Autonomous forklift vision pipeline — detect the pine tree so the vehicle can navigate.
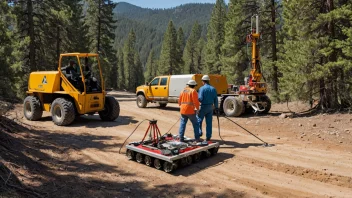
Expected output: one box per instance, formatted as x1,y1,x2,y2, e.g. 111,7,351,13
145,49,157,82
134,52,144,87
280,0,352,108
85,0,117,88
117,48,125,89
183,22,202,74
0,1,15,97
123,30,136,91
158,20,179,75
204,0,227,74
220,0,247,85
195,38,206,73
176,27,185,73
257,0,282,100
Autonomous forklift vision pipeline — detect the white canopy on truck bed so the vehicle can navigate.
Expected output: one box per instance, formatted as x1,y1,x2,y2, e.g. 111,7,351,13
169,74,194,97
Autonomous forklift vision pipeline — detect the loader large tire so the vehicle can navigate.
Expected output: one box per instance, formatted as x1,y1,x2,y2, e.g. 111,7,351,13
99,96,120,121
51,98,75,126
261,96,271,114
223,96,243,117
23,96,42,121
136,95,147,108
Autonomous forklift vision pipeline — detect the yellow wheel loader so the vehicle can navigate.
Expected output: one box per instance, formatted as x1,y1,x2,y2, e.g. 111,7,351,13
23,53,120,126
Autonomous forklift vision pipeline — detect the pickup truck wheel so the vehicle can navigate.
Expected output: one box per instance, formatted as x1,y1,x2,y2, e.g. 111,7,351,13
137,95,147,108
99,96,120,121
158,103,167,108
51,98,75,126
223,96,243,117
23,96,42,121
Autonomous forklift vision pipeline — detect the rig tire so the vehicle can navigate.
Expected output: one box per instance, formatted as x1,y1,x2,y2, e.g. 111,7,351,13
223,96,243,117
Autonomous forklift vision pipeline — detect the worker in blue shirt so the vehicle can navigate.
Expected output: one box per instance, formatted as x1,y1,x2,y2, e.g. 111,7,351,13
197,75,219,141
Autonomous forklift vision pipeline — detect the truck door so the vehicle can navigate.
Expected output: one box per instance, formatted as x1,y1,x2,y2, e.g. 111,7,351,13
158,77,169,101
146,77,160,99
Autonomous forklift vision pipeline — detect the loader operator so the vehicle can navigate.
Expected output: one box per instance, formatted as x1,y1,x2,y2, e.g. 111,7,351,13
63,60,84,92
178,80,201,142
197,75,219,141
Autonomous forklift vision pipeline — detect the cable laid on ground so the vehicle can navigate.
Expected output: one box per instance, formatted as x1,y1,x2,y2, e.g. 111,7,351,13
216,111,225,142
222,116,269,147
118,119,148,154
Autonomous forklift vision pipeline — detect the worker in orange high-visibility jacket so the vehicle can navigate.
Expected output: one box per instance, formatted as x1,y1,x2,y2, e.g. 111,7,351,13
178,80,201,142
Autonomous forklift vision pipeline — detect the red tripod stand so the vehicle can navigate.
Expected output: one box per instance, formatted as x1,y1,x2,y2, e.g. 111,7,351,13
141,120,162,145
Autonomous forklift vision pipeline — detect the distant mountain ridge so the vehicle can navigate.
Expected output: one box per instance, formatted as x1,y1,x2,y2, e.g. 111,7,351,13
114,2,214,64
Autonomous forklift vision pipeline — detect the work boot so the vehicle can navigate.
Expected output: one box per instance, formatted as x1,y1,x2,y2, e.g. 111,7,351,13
195,138,204,142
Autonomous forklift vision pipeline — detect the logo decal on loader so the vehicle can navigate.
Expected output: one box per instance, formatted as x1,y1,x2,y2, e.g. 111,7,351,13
42,76,48,84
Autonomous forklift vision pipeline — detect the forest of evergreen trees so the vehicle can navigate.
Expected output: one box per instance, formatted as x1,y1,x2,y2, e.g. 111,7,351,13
1,0,352,109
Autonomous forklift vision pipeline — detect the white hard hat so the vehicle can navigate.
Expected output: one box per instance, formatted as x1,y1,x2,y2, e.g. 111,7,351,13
202,75,210,81
187,80,197,86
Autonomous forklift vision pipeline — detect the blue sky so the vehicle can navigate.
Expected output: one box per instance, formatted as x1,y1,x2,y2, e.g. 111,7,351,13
114,0,229,9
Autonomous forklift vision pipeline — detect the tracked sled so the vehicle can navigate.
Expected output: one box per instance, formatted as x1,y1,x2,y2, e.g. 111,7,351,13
125,120,220,173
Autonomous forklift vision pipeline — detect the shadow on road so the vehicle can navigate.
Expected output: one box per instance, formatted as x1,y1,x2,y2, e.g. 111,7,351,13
172,152,234,177
0,116,243,197
38,114,139,128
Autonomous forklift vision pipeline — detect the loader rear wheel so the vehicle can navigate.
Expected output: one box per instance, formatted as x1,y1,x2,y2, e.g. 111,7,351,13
145,156,153,166
136,95,147,108
154,159,162,170
163,162,174,173
51,98,75,126
223,96,243,117
126,149,135,160
23,96,42,121
136,153,144,163
99,96,120,121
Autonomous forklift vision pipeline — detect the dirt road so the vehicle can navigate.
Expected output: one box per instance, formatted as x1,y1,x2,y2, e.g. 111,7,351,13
2,91,352,197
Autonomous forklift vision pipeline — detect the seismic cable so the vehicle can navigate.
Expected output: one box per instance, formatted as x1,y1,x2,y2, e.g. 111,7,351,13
216,111,225,142
223,116,271,147
118,119,148,154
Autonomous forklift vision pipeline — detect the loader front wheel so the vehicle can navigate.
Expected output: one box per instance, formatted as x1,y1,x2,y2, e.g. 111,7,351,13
136,95,147,108
51,98,75,126
23,96,42,121
223,96,243,117
99,96,120,121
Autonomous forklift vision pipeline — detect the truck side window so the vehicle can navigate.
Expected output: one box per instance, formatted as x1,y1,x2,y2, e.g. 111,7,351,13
160,78,168,86
150,78,160,86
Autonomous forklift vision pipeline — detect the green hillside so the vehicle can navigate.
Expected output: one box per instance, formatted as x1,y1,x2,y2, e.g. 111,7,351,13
114,2,214,64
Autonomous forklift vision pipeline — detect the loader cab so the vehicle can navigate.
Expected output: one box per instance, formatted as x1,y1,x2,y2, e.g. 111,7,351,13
59,54,103,94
